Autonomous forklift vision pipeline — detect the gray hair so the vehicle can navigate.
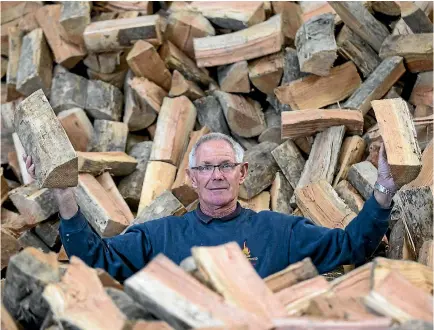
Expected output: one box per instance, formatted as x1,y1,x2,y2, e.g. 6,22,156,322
188,132,244,168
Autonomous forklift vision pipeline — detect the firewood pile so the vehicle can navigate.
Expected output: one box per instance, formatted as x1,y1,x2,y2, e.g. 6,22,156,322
1,1,433,329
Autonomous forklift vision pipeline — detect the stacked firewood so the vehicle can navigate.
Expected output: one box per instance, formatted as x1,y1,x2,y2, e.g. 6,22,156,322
1,1,433,329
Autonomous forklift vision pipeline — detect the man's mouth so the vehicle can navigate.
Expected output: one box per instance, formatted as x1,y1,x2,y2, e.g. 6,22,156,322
208,187,228,191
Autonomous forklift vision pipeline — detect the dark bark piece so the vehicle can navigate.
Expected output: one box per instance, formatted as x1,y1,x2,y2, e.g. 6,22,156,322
89,120,128,152
169,70,205,101
193,95,231,136
85,80,123,121
400,2,433,33
387,218,406,260
266,94,291,113
258,108,283,145
77,151,137,177
271,140,305,190
105,287,156,321
347,161,378,200
59,1,91,46
1,228,20,270
270,172,293,215
239,141,279,199
231,132,259,151
281,47,308,86
34,218,60,249
370,1,401,17
17,229,50,253
335,180,365,214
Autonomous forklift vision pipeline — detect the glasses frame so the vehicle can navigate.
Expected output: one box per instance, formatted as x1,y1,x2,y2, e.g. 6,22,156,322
190,162,242,175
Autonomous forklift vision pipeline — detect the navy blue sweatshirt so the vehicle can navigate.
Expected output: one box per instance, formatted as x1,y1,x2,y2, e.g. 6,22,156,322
59,194,391,282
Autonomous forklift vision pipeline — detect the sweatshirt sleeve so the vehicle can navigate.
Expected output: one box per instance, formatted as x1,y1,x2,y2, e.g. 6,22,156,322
59,209,152,282
288,194,392,274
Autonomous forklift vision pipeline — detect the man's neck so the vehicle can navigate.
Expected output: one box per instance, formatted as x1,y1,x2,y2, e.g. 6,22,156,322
200,201,237,218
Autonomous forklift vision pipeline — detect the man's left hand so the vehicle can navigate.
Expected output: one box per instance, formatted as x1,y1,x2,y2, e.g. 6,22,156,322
374,143,397,208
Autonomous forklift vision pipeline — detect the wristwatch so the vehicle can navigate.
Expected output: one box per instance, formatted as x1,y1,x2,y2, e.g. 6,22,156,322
374,182,394,195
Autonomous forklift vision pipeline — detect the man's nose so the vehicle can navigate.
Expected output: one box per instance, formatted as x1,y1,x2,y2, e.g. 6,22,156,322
211,166,225,179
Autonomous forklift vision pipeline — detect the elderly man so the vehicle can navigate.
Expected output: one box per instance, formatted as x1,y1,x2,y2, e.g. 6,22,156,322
24,133,396,282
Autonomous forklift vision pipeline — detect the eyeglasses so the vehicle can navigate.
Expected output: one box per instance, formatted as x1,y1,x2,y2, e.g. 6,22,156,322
190,163,242,175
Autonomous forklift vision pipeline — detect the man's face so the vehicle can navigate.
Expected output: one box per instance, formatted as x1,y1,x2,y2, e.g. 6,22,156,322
187,139,248,207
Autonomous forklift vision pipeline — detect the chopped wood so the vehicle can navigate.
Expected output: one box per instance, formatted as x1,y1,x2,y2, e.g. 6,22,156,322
400,2,433,33
333,136,366,186
369,1,401,17
85,79,123,121
300,2,339,24
94,1,153,14
16,28,52,97
34,218,60,249
273,317,391,329
238,191,270,212
275,62,361,110
138,161,177,215
14,89,78,188
271,139,305,190
57,245,68,262
17,229,50,253
329,262,372,298
248,52,284,95
84,15,162,52
217,61,250,94
1,228,20,270
127,40,172,91
347,161,377,200
105,287,156,321
343,56,405,115
270,171,293,215
258,108,283,145
87,68,127,89
89,120,128,152
77,151,138,176
6,26,23,102
409,71,433,107
391,18,414,37
231,133,259,151
1,2,42,25
1,168,8,204
404,140,433,189
84,51,123,74
193,14,283,67
169,70,205,101
418,240,433,268
379,34,433,73
335,180,365,214
59,1,91,46
1,302,20,330
150,96,197,166
193,95,231,136
272,2,303,41
58,107,94,152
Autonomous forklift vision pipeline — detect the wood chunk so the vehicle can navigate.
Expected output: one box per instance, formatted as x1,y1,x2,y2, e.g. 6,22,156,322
413,115,433,151
192,242,287,320
239,142,279,199
258,108,283,145
295,180,356,228
347,161,377,200
133,190,186,226
17,229,50,253
214,91,266,138
372,99,422,187
1,168,8,204
77,151,137,176
295,13,337,76
159,41,214,86
89,120,128,152
59,1,91,46
6,27,23,102
274,317,390,329
409,72,433,107
271,140,305,190
76,173,130,237
418,240,433,268
329,1,390,52
34,218,60,249
169,70,205,101
275,62,361,110
218,61,250,93
1,2,42,25
391,18,414,37
343,56,405,115
14,90,78,188
194,14,283,67
16,28,52,97
12,133,34,185
239,191,271,212
265,257,318,293
272,2,303,41
35,5,86,69
194,95,231,136
336,25,381,78
388,218,411,260
58,107,94,152
150,96,197,166
172,127,210,206
1,57,6,78
94,1,152,14
124,254,269,329
57,245,68,262
129,76,168,115
165,11,215,60
138,161,177,215
369,1,401,16
380,34,433,73
328,262,372,298
84,15,162,52
335,180,365,214
105,287,156,321
1,228,20,270
1,302,20,330
87,68,127,90
300,2,340,24
270,172,294,215
400,2,433,33
404,140,433,189
333,136,366,187
248,52,284,95
127,40,171,91
50,65,88,113
85,80,123,121
231,133,259,151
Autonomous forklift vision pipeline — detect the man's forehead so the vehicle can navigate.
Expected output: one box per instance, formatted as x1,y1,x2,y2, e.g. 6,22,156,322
195,140,236,160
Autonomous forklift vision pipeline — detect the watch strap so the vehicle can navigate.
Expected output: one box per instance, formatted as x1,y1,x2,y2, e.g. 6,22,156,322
374,182,393,195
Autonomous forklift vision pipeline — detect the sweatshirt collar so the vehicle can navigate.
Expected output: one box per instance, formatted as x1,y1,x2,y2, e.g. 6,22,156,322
195,202,243,224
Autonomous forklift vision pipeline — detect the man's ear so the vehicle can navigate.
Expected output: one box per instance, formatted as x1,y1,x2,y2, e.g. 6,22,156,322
186,168,198,189
239,162,249,184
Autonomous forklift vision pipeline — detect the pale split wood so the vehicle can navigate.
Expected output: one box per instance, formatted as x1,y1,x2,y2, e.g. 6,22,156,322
333,136,366,187
58,107,94,152
77,151,138,177
89,120,128,152
272,2,303,40
238,191,270,212
217,61,250,94
248,52,284,95
409,71,433,107
169,70,205,101
335,180,365,214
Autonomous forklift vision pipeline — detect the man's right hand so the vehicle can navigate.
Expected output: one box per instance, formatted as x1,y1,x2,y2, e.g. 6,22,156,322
23,154,79,220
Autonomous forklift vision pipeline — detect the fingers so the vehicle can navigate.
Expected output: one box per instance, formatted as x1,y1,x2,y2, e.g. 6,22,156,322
29,164,35,177
379,143,387,161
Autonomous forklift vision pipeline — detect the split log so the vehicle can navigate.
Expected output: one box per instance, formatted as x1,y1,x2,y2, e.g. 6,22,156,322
89,120,128,152
126,134,149,152
6,26,23,101
14,90,77,188
77,151,137,176
239,142,279,199
267,94,291,113
147,123,157,140
94,1,153,14
59,1,90,46
214,91,266,138
404,140,432,189
274,62,361,110
193,95,231,136
231,133,258,151
159,41,214,86
165,11,215,60
248,52,284,95
281,109,363,139
17,229,50,253
169,70,204,101
127,40,171,91
295,180,356,228
16,28,52,97
281,47,308,86
379,34,433,73
58,108,94,152
3,247,60,329
372,98,422,187
118,141,153,209
336,25,381,78
105,287,155,321
12,133,34,185
83,15,162,52
1,228,20,270
328,1,390,52
133,190,186,226
35,5,86,69
217,61,250,93
270,172,293,215
347,161,377,200
335,180,365,214
1,168,8,204
409,71,433,107
1,2,42,25
172,126,210,206
76,173,130,237
87,68,127,90
265,257,317,293
84,51,123,74
238,191,270,212
271,140,305,190
138,161,177,215
85,79,123,121
295,13,337,76
34,218,60,249
300,2,340,24
418,240,433,268
193,14,283,67
387,218,409,260
391,18,414,36
333,136,366,187
400,2,433,33
413,115,433,151
150,96,197,166
271,2,303,41
328,262,372,298
258,108,283,145
50,65,88,113
368,1,400,17
343,56,405,115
